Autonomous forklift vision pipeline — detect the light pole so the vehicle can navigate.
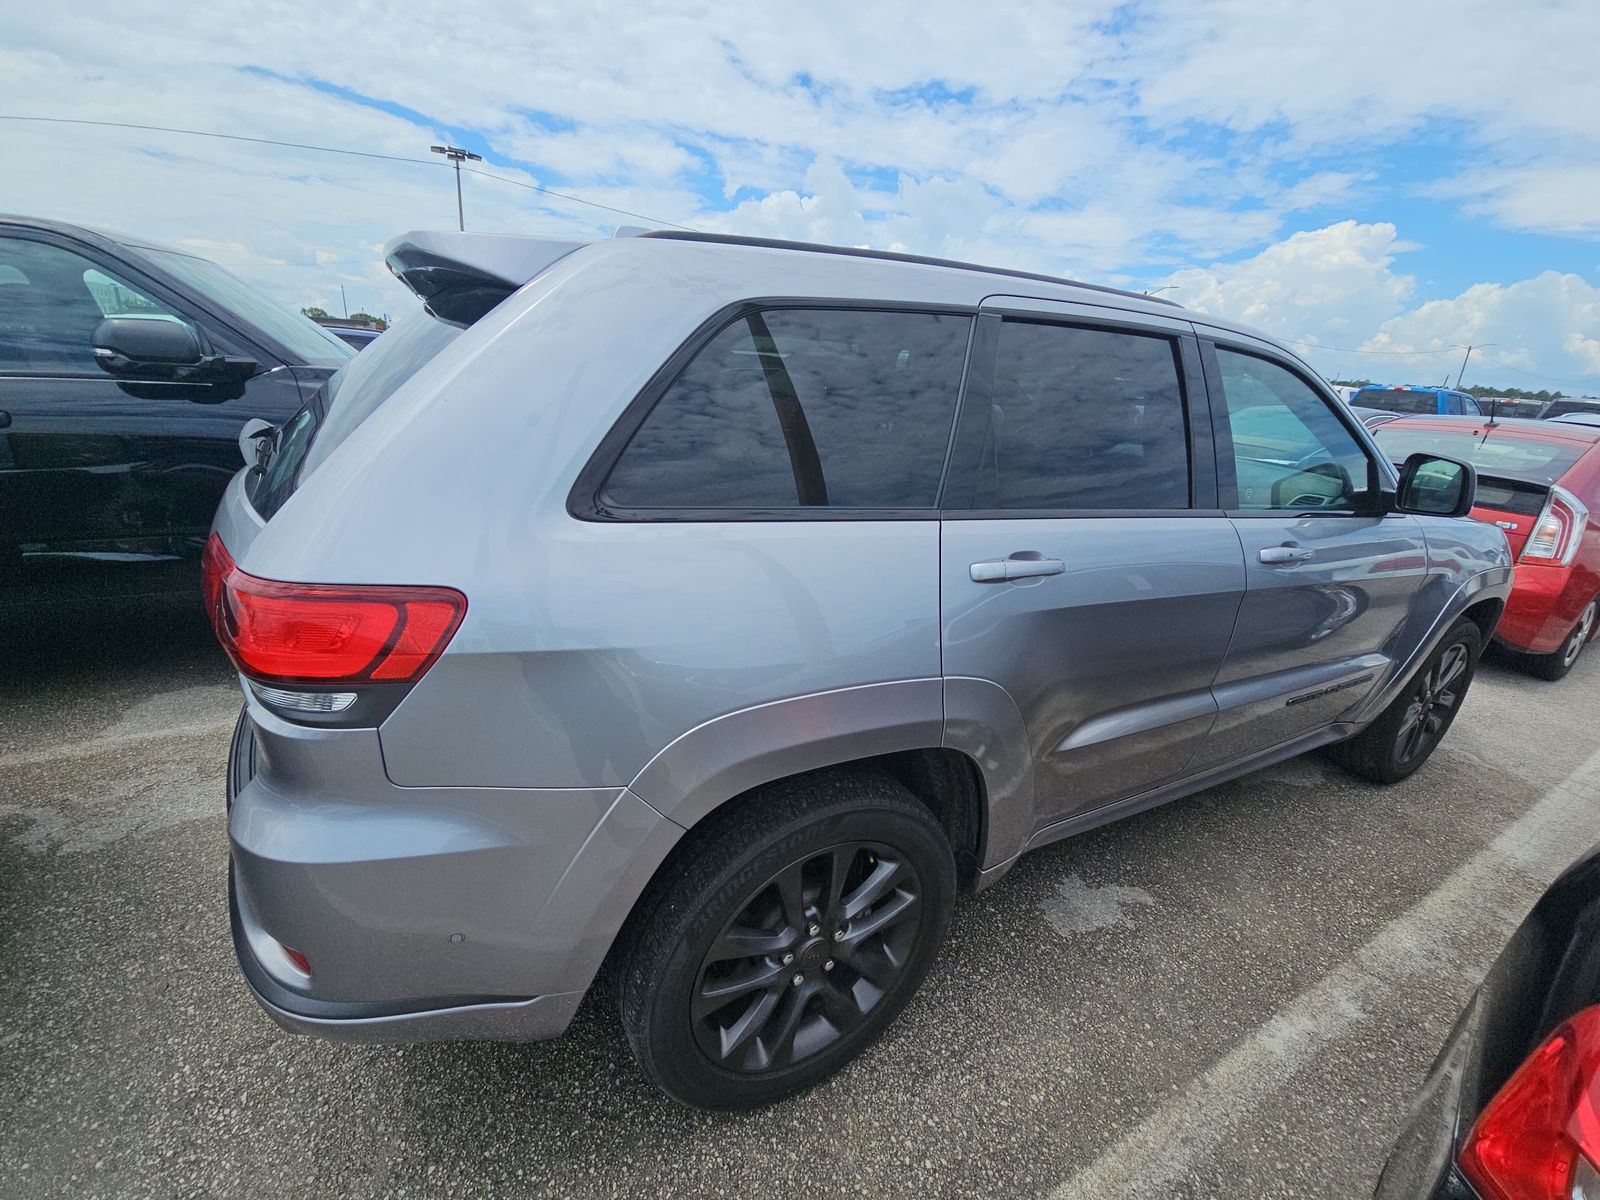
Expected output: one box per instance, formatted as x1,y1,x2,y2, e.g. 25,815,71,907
1455,343,1496,389
430,144,483,231
1144,285,1178,296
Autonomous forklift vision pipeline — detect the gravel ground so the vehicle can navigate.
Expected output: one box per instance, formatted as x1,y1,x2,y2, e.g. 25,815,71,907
3,604,1597,1199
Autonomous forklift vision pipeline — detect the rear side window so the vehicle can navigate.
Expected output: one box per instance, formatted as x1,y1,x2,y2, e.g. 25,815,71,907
975,321,1191,510
602,308,970,510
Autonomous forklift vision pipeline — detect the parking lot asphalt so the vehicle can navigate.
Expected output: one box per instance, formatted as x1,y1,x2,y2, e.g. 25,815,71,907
4,607,1599,1200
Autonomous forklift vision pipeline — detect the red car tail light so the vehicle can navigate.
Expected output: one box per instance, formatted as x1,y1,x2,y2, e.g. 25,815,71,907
201,533,234,633
206,538,466,687
1459,1005,1600,1200
1522,487,1589,567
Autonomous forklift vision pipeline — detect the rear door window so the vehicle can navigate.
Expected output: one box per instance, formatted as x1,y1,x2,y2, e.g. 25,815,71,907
602,308,971,510
974,320,1191,510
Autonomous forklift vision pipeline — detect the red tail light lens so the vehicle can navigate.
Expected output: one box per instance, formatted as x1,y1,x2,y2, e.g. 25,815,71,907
1522,487,1589,567
1459,1005,1600,1200
206,540,466,686
201,533,234,629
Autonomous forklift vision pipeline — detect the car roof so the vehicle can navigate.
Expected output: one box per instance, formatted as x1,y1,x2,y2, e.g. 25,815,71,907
0,212,197,259
1354,384,1462,395
1375,414,1600,445
384,227,1321,373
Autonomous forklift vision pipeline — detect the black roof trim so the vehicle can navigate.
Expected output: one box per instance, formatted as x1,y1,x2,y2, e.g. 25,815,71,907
639,231,1180,308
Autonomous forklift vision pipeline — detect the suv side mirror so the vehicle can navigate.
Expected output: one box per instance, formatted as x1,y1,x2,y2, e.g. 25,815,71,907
93,316,258,387
1394,452,1476,517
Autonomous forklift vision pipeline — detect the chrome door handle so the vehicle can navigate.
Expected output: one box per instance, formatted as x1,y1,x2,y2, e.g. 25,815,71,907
1259,545,1315,564
970,556,1066,583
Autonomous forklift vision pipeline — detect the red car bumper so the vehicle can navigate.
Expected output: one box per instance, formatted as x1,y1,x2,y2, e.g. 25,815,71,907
1496,561,1591,654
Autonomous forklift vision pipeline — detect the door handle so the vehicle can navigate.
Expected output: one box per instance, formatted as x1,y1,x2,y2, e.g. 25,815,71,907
0,410,10,429
1259,545,1315,564
970,555,1066,583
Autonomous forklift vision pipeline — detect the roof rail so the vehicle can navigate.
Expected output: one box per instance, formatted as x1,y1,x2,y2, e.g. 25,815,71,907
639,231,1179,307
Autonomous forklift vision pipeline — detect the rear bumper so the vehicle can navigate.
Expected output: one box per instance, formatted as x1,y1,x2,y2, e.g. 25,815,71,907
228,701,682,1043
1496,562,1587,654
231,872,585,1042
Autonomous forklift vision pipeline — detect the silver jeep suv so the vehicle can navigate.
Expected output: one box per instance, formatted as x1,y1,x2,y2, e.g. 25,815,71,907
208,230,1512,1109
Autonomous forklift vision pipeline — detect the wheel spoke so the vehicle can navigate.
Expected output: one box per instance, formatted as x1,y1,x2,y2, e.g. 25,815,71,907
1397,705,1422,742
842,888,921,946
704,924,794,964
758,983,810,1068
774,861,809,931
717,987,782,1062
821,845,855,927
841,857,908,922
695,960,788,1018
1401,719,1425,761
1436,647,1467,692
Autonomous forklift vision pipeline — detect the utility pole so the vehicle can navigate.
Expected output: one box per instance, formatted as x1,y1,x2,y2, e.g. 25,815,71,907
430,144,483,231
1455,343,1496,389
339,284,348,319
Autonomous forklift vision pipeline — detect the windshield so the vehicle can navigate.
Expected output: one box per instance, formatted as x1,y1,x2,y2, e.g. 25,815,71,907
1373,426,1590,485
138,247,353,365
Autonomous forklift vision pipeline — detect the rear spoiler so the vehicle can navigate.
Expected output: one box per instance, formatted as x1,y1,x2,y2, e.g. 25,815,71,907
383,230,590,325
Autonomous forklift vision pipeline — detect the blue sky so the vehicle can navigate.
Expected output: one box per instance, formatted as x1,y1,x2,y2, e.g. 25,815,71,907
4,0,1598,391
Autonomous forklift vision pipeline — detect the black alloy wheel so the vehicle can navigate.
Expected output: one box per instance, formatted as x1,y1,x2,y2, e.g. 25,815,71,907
1395,639,1471,767
1330,616,1483,784
691,841,923,1073
618,773,955,1110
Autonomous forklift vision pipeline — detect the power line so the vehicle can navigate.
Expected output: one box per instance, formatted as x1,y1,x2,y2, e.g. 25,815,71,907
0,113,695,231
1278,336,1460,356
1476,353,1600,388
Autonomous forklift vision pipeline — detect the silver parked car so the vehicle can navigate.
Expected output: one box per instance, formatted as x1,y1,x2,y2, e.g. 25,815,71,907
207,230,1513,1109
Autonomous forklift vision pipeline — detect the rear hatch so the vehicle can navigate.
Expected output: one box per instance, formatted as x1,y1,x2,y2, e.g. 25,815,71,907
1470,475,1549,558
242,230,589,525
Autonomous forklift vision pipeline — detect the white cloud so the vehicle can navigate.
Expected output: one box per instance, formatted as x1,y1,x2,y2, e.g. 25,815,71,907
1170,222,1600,393
0,0,1593,386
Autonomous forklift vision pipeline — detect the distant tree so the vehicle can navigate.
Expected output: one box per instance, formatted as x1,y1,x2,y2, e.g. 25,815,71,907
348,312,386,329
301,306,330,319
1330,378,1373,388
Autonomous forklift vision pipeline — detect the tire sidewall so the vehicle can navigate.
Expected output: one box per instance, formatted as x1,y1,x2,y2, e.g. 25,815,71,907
636,800,954,1109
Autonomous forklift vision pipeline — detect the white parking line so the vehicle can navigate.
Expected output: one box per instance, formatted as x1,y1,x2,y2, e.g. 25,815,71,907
1047,744,1600,1200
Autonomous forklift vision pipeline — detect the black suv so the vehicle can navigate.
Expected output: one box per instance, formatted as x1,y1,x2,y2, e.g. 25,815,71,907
0,215,352,609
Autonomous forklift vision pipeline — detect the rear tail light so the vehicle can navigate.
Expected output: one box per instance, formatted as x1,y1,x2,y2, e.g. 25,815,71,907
201,532,466,689
1459,1005,1600,1199
1522,487,1589,567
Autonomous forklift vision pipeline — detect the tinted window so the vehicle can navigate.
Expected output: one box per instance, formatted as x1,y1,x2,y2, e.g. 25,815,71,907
0,237,185,372
1353,387,1438,415
1373,426,1588,486
1219,349,1372,510
603,309,970,509
251,404,321,520
294,314,462,483
975,321,1189,510
139,247,352,365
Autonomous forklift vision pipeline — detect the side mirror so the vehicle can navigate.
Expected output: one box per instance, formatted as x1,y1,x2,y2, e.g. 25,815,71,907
1394,453,1476,517
93,316,258,386
238,418,273,467
93,316,204,376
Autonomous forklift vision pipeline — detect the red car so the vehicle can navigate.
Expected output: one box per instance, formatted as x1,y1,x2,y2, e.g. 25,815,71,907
1373,415,1600,680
